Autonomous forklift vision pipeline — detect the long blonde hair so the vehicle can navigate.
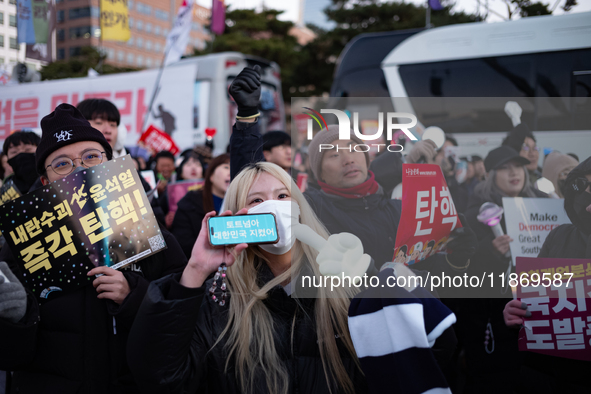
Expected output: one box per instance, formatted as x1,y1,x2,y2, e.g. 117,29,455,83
219,162,361,394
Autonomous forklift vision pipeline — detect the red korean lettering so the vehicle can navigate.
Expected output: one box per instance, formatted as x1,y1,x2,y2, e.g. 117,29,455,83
13,98,39,129
0,99,12,137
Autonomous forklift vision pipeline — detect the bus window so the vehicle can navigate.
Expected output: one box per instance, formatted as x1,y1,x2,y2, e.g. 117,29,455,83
331,68,392,98
398,55,535,98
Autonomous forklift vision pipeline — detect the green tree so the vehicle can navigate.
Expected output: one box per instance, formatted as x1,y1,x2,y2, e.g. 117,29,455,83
193,8,300,102
292,0,478,96
41,46,138,80
496,0,577,19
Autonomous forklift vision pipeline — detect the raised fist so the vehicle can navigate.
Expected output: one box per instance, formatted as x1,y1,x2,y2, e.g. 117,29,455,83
229,65,262,118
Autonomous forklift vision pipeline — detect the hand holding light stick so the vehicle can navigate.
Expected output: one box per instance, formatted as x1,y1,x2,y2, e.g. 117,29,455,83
477,202,511,259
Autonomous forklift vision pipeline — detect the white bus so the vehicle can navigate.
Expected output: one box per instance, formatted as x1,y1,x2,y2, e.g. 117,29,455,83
330,12,591,163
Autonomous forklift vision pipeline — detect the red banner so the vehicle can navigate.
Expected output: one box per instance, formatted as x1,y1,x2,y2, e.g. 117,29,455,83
137,125,180,156
516,257,591,361
393,164,462,265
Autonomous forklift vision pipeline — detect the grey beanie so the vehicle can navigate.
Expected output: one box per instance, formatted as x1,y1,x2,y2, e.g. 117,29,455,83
308,125,369,181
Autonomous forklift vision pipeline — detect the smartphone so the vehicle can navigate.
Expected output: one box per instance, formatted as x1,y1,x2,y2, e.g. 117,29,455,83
208,213,279,246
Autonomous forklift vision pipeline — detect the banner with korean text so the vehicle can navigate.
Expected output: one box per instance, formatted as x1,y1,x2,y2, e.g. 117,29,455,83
516,257,591,361
0,62,196,149
0,156,166,303
0,179,23,206
392,164,462,265
100,0,131,42
138,125,180,156
503,198,571,267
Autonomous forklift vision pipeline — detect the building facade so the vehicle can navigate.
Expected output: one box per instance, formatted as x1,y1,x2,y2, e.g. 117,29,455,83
0,0,22,66
56,0,211,69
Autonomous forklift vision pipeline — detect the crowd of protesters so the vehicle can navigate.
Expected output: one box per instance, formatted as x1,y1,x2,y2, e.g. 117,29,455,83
0,66,588,394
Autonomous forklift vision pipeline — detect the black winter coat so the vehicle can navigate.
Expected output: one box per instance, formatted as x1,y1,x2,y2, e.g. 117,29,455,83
457,187,547,393
0,228,187,394
127,264,369,394
519,157,591,393
171,189,206,259
520,224,591,392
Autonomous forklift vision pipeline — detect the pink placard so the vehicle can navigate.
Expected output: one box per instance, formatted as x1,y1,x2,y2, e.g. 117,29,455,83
516,257,591,361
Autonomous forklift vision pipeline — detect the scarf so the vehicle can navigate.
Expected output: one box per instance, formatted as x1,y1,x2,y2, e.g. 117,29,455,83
318,171,379,199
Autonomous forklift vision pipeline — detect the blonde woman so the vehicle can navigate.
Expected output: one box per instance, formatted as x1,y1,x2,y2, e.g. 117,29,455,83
128,162,367,394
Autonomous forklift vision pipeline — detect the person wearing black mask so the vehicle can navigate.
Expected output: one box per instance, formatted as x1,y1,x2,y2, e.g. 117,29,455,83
3,131,42,194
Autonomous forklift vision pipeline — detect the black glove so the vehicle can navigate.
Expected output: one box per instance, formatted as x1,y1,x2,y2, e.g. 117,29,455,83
229,65,261,118
445,213,477,269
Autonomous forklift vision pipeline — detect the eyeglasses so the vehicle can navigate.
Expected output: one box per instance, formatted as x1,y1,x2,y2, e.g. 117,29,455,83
46,149,106,175
571,177,590,194
521,144,540,152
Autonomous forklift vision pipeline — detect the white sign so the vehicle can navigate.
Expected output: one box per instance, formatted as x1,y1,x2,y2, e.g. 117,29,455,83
502,197,571,266
0,63,198,150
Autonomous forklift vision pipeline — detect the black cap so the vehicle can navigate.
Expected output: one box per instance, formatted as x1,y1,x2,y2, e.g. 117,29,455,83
262,131,291,151
36,104,113,175
484,146,530,172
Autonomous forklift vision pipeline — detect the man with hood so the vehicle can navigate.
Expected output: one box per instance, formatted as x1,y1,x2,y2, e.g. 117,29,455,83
541,151,578,198
504,156,591,393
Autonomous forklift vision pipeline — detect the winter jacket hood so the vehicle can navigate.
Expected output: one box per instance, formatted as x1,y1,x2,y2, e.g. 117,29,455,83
563,156,591,235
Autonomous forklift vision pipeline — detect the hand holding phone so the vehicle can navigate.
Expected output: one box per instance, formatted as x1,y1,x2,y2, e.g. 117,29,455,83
208,213,279,246
181,210,249,289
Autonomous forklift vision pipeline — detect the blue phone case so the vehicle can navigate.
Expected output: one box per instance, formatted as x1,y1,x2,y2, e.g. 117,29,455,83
208,213,279,246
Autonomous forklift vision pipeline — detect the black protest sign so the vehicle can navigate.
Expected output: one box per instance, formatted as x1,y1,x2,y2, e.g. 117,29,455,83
0,179,22,206
0,155,166,302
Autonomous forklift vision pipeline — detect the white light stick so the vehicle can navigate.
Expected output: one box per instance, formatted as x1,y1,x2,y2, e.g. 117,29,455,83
293,223,327,252
422,126,446,149
504,101,522,128
536,177,560,199
293,224,370,281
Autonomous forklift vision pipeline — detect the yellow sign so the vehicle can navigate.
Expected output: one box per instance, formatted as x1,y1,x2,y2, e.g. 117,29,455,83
100,0,131,42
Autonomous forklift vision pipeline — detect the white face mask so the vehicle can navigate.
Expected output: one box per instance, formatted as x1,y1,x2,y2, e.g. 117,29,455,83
247,200,300,255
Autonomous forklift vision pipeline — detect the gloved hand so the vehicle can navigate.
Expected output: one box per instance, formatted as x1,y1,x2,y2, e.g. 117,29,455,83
445,214,477,269
504,299,530,327
315,233,371,282
0,261,27,323
229,65,262,118
405,140,437,164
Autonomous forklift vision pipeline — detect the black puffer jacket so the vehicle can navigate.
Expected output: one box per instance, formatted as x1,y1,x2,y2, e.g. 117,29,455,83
127,263,368,394
0,228,186,394
171,189,206,258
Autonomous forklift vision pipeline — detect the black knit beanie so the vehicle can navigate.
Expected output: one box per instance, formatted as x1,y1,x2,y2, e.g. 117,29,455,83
36,103,113,175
